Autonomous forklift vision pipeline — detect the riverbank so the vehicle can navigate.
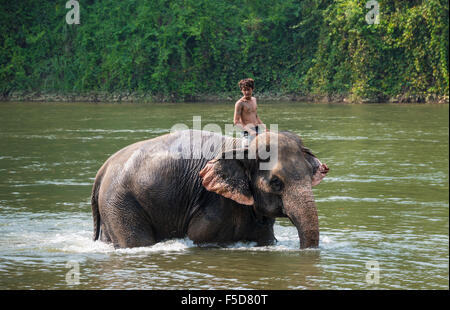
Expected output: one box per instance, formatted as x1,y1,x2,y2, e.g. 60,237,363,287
1,91,448,104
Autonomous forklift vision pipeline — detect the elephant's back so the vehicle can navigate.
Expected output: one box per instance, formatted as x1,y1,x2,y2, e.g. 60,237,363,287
104,129,233,164
96,130,236,191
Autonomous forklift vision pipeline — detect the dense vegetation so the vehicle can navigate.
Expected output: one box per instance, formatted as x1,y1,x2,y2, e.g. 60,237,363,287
1,0,448,101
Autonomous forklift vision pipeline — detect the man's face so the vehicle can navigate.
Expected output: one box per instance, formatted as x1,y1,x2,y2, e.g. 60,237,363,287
241,87,253,100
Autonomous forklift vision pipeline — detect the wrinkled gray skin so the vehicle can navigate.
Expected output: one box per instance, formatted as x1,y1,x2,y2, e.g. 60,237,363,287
91,130,328,249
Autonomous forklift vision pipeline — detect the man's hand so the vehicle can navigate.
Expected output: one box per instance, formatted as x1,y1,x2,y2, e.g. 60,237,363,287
248,128,258,136
242,124,258,136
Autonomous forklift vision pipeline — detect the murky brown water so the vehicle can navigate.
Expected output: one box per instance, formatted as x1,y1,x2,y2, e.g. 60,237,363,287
0,102,448,289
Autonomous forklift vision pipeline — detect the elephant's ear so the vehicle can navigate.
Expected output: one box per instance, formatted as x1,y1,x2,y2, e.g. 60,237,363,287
302,146,319,175
199,149,254,206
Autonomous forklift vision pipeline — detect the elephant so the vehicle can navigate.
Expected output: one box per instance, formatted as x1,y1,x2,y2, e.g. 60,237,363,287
91,129,329,249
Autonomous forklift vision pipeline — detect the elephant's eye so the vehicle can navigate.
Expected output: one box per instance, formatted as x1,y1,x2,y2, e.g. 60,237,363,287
269,176,284,192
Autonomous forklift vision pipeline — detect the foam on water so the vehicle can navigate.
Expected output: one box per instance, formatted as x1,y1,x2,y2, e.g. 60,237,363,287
56,223,333,254
0,210,338,258
48,234,197,254
47,224,301,254
115,239,196,254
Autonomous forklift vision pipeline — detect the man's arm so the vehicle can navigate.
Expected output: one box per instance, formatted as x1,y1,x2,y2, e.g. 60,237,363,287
233,101,244,130
256,114,267,133
253,98,267,132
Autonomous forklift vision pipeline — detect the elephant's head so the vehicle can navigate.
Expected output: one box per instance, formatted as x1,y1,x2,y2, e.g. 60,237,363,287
199,131,329,249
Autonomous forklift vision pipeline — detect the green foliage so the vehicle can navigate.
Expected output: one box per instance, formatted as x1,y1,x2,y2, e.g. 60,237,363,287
0,0,448,100
307,0,449,99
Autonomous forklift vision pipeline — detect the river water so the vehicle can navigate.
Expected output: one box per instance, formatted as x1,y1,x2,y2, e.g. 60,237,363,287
0,102,448,290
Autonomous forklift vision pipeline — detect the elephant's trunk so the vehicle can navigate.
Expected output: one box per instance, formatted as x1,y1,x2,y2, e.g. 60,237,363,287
282,183,319,249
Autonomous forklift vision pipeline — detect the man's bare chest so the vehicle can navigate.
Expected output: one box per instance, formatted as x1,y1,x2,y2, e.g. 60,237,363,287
242,100,257,113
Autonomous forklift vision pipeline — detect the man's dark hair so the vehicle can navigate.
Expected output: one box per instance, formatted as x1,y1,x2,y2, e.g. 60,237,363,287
238,78,255,90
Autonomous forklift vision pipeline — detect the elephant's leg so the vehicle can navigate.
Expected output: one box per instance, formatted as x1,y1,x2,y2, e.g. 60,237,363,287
254,226,277,246
187,216,221,245
187,205,232,245
100,196,157,249
98,222,112,243
187,204,276,246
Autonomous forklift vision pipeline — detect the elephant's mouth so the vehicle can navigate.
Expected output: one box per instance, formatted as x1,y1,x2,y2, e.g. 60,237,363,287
278,195,285,213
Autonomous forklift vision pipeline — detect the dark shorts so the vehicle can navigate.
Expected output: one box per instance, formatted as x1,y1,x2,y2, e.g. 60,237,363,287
243,125,260,138
241,126,259,146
